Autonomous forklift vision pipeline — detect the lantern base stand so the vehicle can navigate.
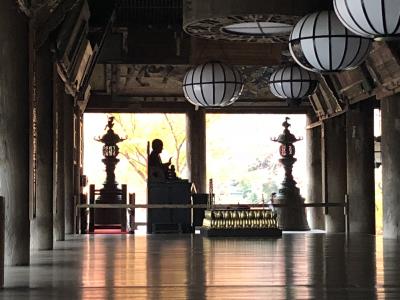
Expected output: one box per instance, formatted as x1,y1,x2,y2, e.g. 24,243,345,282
276,183,310,231
94,185,126,229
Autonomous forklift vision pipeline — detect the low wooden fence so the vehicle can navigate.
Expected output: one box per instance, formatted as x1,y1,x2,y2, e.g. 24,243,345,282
76,200,349,234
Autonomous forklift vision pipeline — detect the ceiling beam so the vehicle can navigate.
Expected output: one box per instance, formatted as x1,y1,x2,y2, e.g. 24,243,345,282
16,0,31,16
86,94,311,114
190,38,286,66
33,0,82,48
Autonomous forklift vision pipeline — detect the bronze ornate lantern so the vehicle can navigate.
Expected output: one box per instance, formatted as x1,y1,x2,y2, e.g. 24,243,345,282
92,117,126,228
95,117,126,192
271,117,309,230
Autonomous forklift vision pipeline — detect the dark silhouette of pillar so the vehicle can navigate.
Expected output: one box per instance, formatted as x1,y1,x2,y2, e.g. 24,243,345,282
186,108,207,193
346,100,375,234
0,197,4,286
53,72,65,241
64,96,75,234
381,94,400,238
0,0,30,265
306,113,324,230
73,108,83,233
31,42,54,250
324,115,346,233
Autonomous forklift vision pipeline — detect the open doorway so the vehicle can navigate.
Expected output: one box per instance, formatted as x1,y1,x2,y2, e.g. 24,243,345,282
374,109,383,235
83,113,308,232
206,114,307,205
83,113,188,230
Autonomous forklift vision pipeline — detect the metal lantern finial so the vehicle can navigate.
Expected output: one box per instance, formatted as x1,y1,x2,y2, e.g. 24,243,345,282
334,0,400,40
289,11,372,73
183,61,244,107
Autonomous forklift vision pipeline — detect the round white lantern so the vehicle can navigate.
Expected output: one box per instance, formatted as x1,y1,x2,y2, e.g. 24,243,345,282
334,0,400,39
183,62,244,107
269,64,318,100
289,11,372,72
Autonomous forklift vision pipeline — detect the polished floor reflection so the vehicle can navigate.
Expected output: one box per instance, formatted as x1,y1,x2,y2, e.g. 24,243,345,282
1,233,400,299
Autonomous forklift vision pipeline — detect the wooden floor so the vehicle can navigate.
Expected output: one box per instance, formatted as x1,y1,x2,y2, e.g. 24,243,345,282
1,232,400,299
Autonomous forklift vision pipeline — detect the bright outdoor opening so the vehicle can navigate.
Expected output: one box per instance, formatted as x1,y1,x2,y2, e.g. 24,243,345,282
84,113,188,224
83,113,308,224
206,114,307,204
375,109,382,235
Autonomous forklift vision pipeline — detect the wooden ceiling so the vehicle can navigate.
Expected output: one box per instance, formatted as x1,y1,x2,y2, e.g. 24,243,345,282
86,0,313,112
22,1,400,119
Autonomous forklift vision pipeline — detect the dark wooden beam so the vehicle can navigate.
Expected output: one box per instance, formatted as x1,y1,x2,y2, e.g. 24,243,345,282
34,0,82,48
86,95,311,114
17,0,31,16
190,38,285,66
124,28,190,65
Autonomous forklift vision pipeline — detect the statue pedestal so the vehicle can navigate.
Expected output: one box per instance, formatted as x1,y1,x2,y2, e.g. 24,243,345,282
147,181,191,233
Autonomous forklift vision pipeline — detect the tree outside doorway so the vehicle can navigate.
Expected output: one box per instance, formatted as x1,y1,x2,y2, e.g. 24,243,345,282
83,113,188,223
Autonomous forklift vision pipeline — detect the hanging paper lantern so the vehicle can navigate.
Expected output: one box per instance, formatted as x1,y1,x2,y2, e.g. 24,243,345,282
183,62,244,107
334,0,400,39
289,11,372,72
269,64,318,101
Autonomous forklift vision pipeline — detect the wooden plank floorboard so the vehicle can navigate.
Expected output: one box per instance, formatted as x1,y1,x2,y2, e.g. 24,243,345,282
1,233,400,299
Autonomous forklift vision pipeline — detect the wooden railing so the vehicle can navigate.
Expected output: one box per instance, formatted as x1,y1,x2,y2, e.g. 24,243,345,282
86,184,128,233
76,200,350,234
76,203,347,209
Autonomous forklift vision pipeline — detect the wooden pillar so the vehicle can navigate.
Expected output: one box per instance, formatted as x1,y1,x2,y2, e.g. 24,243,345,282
64,96,75,234
73,108,83,233
346,100,375,234
381,94,400,238
186,108,207,193
31,41,54,250
0,0,30,265
0,197,4,287
53,71,65,241
324,115,347,233
306,114,324,230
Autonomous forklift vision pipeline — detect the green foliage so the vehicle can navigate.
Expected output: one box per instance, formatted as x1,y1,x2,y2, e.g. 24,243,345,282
236,179,279,204
112,113,187,183
206,114,306,204
237,180,255,202
262,182,279,198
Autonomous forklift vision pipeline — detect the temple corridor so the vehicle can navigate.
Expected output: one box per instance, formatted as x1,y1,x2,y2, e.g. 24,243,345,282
2,0,400,298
